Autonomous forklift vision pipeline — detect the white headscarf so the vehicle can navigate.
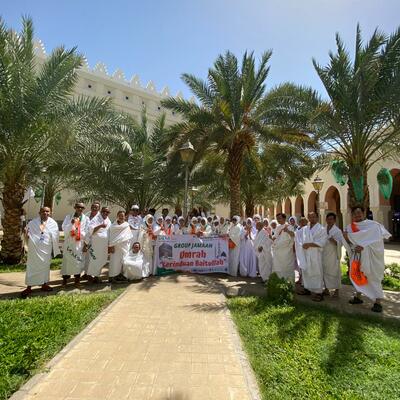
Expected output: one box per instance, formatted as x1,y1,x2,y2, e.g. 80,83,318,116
232,215,241,224
144,214,154,226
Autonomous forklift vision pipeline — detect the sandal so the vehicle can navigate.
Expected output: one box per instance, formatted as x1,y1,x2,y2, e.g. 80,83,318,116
41,284,53,292
371,303,383,313
349,296,363,305
311,293,323,302
21,287,32,299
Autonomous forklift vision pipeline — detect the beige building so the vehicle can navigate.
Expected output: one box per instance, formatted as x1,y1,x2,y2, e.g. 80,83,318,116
268,161,400,237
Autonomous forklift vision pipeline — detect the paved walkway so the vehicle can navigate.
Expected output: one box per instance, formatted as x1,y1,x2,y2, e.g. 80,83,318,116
11,274,260,400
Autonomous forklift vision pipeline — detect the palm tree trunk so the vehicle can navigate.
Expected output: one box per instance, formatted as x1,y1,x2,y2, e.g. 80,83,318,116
228,142,245,218
1,179,25,264
43,184,55,209
347,170,370,211
245,200,255,218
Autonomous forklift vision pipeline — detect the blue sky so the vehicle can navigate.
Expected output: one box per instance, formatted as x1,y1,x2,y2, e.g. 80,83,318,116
2,0,400,98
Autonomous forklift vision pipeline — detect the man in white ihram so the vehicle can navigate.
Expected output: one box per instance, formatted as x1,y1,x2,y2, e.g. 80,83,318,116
21,206,60,298
272,213,295,282
86,206,111,283
61,203,90,287
344,206,391,313
296,212,328,302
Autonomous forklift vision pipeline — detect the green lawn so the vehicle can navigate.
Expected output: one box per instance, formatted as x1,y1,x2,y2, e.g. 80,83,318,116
0,289,123,400
228,296,400,400
0,258,62,273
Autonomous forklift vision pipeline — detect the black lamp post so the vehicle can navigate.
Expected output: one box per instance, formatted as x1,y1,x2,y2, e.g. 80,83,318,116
179,141,196,218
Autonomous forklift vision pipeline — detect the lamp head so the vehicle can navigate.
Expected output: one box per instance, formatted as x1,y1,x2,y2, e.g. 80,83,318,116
179,141,196,163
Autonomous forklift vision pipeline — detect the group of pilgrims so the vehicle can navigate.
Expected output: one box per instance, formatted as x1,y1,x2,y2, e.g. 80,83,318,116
22,201,390,313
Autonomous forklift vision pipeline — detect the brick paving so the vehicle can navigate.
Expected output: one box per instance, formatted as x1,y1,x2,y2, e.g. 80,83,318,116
10,274,260,400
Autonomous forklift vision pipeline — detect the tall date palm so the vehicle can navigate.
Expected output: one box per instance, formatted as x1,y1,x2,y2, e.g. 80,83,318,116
162,51,273,217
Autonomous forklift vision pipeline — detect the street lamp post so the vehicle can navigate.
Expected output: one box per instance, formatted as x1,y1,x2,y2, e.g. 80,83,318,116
179,141,196,218
312,175,324,221
40,166,48,208
190,186,199,211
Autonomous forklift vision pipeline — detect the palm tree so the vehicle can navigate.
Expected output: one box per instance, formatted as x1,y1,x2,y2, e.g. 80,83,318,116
262,25,400,209
0,17,123,264
162,51,273,217
65,111,184,211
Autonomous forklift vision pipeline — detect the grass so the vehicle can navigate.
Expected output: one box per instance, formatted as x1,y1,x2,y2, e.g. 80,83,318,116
0,258,62,273
0,289,123,400
228,297,400,400
341,263,400,291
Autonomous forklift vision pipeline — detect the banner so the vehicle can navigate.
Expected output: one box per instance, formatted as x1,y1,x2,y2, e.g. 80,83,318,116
154,235,229,274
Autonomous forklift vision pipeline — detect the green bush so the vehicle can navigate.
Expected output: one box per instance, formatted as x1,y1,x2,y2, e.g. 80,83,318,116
266,272,294,304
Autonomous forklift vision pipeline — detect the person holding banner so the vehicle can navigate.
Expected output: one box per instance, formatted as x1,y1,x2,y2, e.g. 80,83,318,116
344,206,391,313
174,216,187,235
21,207,60,298
239,218,257,277
228,216,242,276
108,211,133,282
220,217,230,235
197,217,212,237
61,203,90,287
164,215,174,236
253,221,273,281
188,217,199,235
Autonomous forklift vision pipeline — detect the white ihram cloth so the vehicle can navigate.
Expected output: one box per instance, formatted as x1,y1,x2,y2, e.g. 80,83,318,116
239,228,257,277
272,224,295,282
61,214,90,275
123,250,150,280
228,222,242,276
128,214,143,243
108,221,133,277
295,223,327,293
86,214,111,277
83,212,99,273
347,219,391,301
25,217,60,286
322,224,347,290
253,229,273,282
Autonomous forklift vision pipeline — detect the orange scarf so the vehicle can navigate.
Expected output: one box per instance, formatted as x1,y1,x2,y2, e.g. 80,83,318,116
349,221,368,286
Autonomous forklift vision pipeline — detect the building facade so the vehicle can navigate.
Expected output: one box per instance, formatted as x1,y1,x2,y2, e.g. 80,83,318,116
269,160,400,237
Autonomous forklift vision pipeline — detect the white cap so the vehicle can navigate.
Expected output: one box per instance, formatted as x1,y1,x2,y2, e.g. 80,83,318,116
131,205,139,210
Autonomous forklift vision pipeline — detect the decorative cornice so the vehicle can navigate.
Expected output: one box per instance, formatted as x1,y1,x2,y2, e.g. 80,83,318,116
33,38,185,99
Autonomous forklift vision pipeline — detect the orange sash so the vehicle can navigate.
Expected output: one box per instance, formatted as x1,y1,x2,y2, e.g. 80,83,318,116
228,239,236,249
70,218,81,241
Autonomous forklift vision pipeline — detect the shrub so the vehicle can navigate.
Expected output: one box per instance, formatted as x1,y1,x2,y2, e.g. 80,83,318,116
266,272,294,304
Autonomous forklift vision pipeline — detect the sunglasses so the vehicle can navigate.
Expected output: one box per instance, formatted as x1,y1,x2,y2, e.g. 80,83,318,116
76,206,85,209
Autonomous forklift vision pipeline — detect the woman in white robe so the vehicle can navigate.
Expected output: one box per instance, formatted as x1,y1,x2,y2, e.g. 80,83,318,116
253,221,273,281
239,218,257,277
173,216,186,235
61,203,90,287
197,217,212,237
22,207,60,297
87,207,111,281
344,207,391,312
272,214,295,282
228,216,242,276
123,242,150,280
108,211,133,281
138,214,156,275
